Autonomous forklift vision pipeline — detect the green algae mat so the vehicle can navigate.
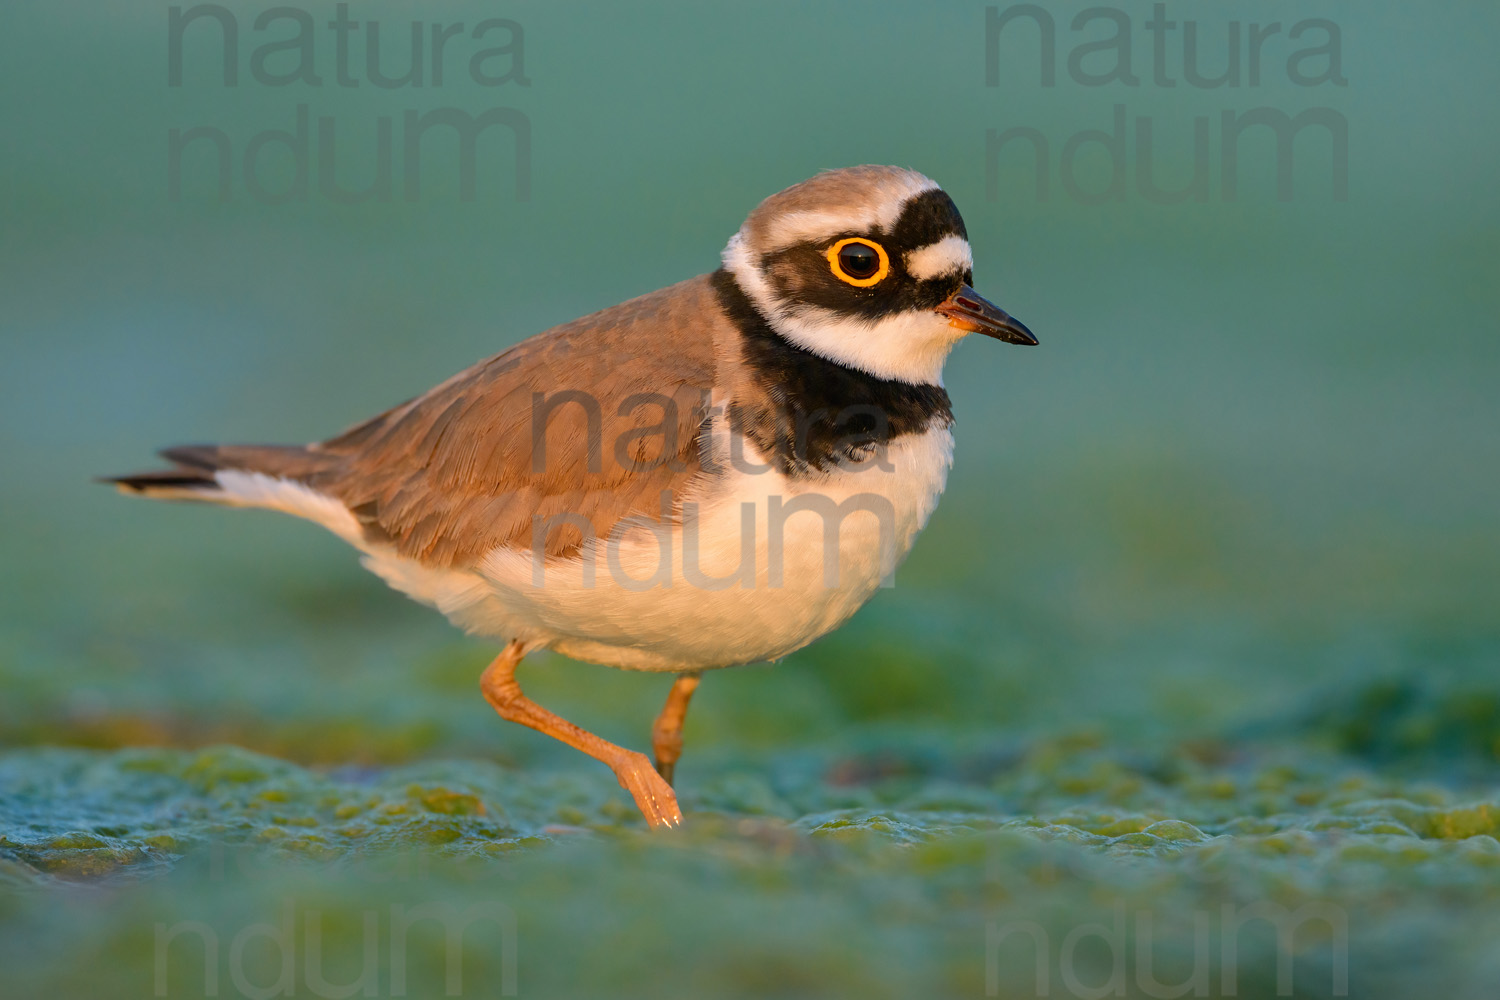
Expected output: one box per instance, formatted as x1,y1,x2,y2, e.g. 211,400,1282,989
6,676,1500,998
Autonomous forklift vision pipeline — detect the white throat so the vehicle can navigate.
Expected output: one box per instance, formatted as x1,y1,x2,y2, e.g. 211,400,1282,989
721,231,966,387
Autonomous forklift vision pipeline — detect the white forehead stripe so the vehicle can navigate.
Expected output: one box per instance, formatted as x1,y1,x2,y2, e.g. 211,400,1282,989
757,174,940,251
904,235,973,281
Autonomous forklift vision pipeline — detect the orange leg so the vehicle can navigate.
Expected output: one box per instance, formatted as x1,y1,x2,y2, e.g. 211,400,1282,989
480,641,682,829
651,672,702,786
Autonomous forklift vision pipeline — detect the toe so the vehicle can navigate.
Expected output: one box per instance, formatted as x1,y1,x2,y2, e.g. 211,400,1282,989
614,752,683,829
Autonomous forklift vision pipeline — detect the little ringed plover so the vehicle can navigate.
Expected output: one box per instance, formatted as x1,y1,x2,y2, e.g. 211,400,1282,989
108,165,1037,828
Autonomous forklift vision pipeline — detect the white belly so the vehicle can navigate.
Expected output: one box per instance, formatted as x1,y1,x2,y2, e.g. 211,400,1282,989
358,427,955,671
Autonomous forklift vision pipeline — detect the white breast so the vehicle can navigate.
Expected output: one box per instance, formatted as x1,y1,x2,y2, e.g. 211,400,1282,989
359,426,955,671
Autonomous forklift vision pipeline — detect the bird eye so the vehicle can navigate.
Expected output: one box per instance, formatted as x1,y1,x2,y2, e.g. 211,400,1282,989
839,244,879,277
827,238,890,287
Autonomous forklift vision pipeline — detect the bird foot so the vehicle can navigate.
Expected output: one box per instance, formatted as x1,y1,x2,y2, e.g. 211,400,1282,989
612,751,683,828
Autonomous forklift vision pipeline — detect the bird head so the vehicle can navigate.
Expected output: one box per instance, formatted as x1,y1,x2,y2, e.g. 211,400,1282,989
721,165,1036,386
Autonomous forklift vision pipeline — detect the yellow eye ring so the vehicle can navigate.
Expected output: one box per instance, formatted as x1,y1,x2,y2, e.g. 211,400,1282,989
826,238,890,287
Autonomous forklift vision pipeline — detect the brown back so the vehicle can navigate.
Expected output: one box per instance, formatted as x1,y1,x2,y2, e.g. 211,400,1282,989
297,275,724,566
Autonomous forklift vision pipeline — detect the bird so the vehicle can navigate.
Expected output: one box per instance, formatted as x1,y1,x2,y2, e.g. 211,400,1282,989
107,166,1037,828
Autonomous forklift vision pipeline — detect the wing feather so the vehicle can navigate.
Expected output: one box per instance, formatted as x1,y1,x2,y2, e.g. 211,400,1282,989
308,275,722,566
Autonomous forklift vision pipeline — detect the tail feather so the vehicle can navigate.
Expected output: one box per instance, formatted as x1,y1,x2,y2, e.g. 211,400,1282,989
104,443,331,500
106,468,218,494
157,444,229,471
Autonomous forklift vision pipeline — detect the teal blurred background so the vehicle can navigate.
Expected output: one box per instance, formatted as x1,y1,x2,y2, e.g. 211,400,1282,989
3,2,1499,997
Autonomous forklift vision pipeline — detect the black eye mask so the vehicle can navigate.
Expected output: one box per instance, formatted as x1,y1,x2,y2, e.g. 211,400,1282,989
758,189,971,320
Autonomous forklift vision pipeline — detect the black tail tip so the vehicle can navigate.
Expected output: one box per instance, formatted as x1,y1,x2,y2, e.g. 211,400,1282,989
99,470,219,493
103,443,228,493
